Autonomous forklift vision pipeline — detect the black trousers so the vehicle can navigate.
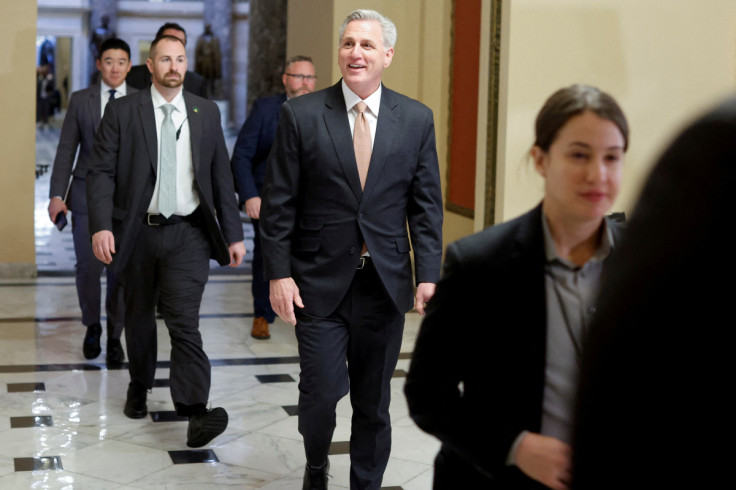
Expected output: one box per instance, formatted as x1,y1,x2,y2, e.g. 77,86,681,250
119,218,211,415
295,258,404,490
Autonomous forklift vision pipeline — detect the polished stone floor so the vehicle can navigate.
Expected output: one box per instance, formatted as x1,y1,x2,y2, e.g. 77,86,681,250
0,123,440,489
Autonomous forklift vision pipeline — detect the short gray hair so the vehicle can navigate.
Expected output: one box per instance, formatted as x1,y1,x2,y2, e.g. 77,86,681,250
339,9,397,49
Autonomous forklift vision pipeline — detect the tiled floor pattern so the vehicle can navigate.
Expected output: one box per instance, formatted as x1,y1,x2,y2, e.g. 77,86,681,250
0,277,439,489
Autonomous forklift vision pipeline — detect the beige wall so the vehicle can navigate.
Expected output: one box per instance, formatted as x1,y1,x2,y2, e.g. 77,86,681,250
0,0,36,277
286,0,472,250
495,0,736,223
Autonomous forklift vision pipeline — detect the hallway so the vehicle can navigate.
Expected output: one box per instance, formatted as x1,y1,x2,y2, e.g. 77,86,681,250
0,124,439,489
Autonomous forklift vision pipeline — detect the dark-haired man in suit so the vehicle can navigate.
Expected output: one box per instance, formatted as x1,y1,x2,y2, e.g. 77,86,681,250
260,9,443,489
87,34,245,448
126,22,206,97
48,38,135,364
231,54,316,340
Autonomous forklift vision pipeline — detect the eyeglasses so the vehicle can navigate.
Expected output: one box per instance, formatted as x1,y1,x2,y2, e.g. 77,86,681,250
285,73,318,81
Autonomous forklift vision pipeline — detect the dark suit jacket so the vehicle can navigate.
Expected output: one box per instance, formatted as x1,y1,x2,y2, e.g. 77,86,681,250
572,97,736,489
86,88,243,273
126,64,206,98
49,83,138,213
405,204,622,488
231,93,286,204
260,81,443,317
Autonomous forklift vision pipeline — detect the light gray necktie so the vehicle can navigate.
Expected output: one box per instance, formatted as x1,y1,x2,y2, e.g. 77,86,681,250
158,103,177,218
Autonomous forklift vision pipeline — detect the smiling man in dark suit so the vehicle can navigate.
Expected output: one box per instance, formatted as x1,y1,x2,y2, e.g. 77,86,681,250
48,38,135,365
260,9,443,489
86,35,245,448
231,55,316,341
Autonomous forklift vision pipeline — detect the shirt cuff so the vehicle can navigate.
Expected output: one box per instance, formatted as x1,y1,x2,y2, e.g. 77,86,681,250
506,430,529,466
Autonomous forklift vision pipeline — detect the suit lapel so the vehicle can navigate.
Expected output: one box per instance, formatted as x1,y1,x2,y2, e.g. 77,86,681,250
323,83,363,202
512,203,546,265
184,92,202,175
361,85,399,207
88,84,102,128
137,90,158,174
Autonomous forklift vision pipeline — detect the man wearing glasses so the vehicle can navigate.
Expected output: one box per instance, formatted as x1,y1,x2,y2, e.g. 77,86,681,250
231,55,316,340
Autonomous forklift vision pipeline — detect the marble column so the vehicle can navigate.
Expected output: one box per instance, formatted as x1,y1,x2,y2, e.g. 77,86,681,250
203,0,233,102
246,0,288,112
88,0,117,83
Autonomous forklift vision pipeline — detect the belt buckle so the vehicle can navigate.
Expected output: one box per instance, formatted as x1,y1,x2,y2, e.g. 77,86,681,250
147,214,160,226
357,256,366,270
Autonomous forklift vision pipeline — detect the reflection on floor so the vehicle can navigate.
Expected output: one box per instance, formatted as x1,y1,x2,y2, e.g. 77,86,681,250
0,123,440,489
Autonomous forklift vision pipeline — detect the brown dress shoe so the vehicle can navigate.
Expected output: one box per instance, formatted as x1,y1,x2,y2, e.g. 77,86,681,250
251,316,271,340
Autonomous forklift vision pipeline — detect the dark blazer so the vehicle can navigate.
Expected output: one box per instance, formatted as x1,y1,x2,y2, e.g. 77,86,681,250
572,97,736,489
231,93,286,204
86,88,243,273
126,64,206,98
49,83,138,213
405,204,622,488
260,81,443,317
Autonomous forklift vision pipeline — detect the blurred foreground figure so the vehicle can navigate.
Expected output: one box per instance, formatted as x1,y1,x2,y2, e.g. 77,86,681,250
572,97,736,489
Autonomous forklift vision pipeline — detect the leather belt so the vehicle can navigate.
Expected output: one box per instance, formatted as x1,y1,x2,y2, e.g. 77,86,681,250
145,212,197,226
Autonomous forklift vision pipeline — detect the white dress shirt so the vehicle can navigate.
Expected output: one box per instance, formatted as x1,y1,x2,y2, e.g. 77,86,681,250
341,80,381,147
147,85,199,216
100,80,127,117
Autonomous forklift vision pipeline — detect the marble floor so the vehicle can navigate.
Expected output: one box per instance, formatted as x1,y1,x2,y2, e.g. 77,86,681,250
0,123,441,489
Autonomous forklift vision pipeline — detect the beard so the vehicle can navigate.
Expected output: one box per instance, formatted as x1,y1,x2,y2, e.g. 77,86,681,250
157,71,184,88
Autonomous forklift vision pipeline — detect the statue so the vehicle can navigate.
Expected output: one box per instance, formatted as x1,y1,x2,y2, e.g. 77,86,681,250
195,24,223,99
89,15,115,84
89,15,115,61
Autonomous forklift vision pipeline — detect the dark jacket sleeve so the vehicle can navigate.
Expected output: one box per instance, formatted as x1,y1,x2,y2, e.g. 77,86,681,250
407,108,443,285
231,98,265,203
404,241,509,479
259,102,301,280
405,220,545,480
49,91,82,199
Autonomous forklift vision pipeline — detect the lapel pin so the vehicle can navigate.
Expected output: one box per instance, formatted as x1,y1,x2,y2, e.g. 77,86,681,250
193,106,199,113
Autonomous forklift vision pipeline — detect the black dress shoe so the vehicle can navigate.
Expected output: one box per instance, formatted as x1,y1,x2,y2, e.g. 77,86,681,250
303,459,329,490
186,407,228,448
123,382,148,419
106,339,125,365
82,323,102,359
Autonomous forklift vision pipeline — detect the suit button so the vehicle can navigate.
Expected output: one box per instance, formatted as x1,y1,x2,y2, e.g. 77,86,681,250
349,247,356,255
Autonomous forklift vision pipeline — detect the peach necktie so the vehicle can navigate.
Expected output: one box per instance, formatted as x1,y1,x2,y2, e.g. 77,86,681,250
353,101,371,189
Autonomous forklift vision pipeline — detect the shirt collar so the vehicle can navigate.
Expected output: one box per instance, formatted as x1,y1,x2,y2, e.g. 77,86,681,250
341,79,381,117
542,213,614,267
101,80,127,97
150,84,185,113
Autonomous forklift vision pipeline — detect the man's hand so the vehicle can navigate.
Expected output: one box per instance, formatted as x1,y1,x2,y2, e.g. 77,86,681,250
48,197,68,223
414,282,436,316
515,432,572,490
228,241,246,267
269,277,304,325
92,230,116,264
244,197,261,220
